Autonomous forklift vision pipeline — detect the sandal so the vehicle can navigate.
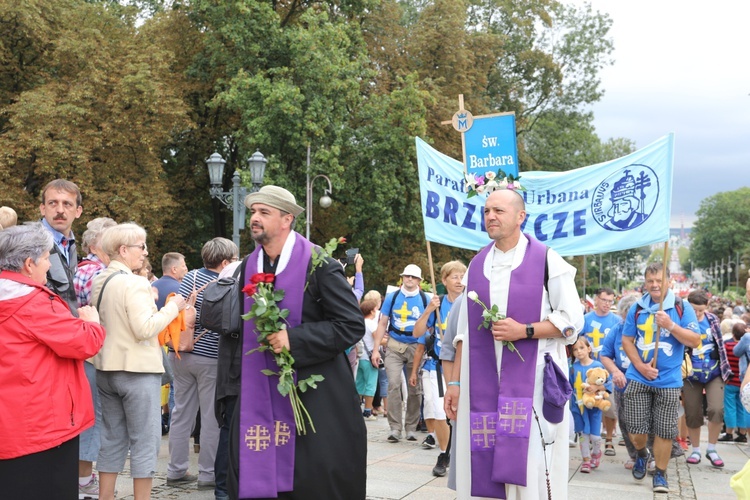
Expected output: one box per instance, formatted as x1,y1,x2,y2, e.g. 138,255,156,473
686,451,701,464
624,458,635,469
591,451,602,468
604,441,616,456
706,451,725,468
580,461,591,473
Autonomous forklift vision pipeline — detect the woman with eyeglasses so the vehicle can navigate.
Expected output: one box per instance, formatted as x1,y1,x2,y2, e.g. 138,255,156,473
91,223,188,500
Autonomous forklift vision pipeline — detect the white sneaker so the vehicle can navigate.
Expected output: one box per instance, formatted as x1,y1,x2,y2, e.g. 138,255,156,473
79,474,99,499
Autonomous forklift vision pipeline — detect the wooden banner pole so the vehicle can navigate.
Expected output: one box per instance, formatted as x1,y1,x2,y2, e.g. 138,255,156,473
651,240,669,367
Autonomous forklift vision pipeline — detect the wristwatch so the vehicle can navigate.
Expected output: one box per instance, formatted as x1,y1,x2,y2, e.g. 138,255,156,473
525,323,535,339
561,326,576,338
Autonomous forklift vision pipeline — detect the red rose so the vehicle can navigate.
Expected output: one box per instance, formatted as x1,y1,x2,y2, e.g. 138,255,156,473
261,273,275,283
242,283,257,296
250,272,275,284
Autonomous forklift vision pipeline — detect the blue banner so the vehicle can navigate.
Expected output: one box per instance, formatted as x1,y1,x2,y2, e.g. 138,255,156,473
416,134,674,256
463,114,518,178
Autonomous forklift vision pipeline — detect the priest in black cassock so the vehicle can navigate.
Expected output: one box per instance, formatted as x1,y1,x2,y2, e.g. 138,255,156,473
227,185,367,500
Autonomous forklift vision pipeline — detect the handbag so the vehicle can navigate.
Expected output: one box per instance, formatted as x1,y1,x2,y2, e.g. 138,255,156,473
201,257,247,336
161,347,174,386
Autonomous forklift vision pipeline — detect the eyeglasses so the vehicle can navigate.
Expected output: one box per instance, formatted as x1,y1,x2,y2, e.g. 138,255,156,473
597,297,614,304
126,243,148,251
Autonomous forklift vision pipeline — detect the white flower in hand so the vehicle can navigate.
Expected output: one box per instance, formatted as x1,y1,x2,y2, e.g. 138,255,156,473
467,290,524,362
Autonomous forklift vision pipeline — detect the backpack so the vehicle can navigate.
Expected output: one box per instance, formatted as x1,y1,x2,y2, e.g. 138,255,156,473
201,256,248,336
384,289,428,336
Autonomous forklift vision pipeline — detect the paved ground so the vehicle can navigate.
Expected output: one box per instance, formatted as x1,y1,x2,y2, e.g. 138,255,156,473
110,418,746,499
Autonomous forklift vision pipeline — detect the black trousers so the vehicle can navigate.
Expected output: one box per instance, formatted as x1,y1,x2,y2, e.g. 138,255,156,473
0,436,79,500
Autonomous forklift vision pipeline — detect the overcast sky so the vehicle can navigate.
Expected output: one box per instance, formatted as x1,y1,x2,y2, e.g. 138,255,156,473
579,0,750,228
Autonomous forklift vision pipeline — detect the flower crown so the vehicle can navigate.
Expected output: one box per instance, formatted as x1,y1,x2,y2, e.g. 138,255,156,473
465,169,525,198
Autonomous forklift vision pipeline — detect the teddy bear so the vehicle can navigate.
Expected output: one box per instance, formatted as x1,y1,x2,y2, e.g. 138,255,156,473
581,367,611,412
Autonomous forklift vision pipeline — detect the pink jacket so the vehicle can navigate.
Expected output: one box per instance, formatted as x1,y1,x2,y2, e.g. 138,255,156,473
0,271,106,459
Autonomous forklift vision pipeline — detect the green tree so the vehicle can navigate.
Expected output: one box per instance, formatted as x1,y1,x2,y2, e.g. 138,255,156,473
690,187,750,289
0,0,189,261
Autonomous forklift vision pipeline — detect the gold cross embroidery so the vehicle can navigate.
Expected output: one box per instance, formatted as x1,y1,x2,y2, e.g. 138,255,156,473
498,401,527,434
245,425,271,452
471,414,497,449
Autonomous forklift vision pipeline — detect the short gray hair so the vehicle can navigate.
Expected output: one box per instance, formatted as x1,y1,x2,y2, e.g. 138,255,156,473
0,223,53,272
100,223,147,258
617,294,640,318
81,217,117,254
201,237,238,269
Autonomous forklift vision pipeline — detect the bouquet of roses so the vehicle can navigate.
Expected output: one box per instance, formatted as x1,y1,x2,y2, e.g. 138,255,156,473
242,273,324,434
467,291,524,362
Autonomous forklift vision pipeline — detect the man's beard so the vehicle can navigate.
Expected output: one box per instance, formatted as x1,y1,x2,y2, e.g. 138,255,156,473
251,229,269,245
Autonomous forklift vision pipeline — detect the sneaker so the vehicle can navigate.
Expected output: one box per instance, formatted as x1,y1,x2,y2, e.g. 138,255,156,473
677,437,689,450
79,474,99,499
422,435,436,449
406,431,418,441
363,413,378,421
416,418,428,432
580,461,591,473
432,452,449,477
387,431,402,443
197,479,216,490
590,450,602,468
648,459,656,475
718,432,735,442
652,470,669,493
166,473,198,486
735,433,748,443
632,450,650,481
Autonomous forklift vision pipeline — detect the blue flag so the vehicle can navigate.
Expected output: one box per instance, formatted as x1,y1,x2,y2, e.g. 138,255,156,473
416,134,674,256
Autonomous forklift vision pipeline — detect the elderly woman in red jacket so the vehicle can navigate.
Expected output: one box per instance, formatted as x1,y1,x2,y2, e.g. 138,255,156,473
0,223,106,499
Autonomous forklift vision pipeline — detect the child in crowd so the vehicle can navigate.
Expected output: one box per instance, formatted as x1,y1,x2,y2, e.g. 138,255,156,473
570,336,611,473
0,206,17,230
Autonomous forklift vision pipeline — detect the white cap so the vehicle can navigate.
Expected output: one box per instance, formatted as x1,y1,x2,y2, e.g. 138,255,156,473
400,264,423,280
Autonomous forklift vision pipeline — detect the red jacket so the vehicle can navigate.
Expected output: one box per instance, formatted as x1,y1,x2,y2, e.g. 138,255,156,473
0,271,106,459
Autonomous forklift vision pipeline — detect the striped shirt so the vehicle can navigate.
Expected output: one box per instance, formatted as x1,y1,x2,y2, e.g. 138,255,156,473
725,340,741,387
177,268,220,359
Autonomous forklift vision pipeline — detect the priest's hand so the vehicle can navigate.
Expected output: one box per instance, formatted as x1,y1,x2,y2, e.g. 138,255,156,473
267,328,290,354
445,385,460,420
491,317,523,342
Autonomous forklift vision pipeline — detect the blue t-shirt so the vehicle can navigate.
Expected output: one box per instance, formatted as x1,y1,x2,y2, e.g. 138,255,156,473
600,321,630,391
570,359,611,412
688,316,720,383
417,296,454,371
382,289,434,344
583,311,621,360
622,294,699,389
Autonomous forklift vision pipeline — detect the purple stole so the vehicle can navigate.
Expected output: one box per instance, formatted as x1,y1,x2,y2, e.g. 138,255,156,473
467,235,546,498
239,234,312,498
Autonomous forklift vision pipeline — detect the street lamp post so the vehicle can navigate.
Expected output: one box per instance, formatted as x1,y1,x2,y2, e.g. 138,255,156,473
206,150,267,252
304,147,333,241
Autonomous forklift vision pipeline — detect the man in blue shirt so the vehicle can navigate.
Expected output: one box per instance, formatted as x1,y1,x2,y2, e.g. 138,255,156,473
582,287,621,456
622,263,700,493
371,264,434,442
152,252,188,309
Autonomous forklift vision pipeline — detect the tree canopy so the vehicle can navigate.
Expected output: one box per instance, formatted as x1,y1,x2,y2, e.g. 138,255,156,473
1,0,629,289
690,187,750,288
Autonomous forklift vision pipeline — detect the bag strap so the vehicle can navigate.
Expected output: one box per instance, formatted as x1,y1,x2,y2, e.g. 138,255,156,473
236,254,250,319
96,270,126,311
